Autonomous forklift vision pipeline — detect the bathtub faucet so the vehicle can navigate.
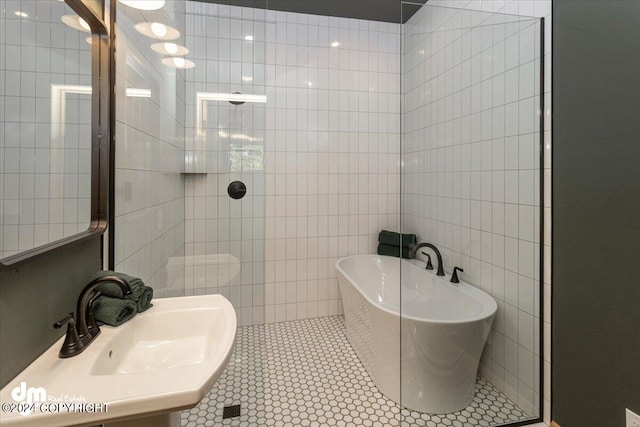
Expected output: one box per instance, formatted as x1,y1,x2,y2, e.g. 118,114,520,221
408,242,445,277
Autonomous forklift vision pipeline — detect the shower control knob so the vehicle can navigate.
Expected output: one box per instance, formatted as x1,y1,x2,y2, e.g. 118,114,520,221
228,181,247,200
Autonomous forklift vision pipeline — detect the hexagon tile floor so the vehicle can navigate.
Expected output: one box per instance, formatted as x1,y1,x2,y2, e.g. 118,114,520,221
182,316,530,427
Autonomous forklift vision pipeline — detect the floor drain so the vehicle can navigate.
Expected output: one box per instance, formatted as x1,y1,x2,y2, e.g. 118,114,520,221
222,404,241,419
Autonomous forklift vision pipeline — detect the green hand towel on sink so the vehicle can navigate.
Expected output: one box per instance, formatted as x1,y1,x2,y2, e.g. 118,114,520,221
134,285,153,313
92,296,137,327
93,271,154,313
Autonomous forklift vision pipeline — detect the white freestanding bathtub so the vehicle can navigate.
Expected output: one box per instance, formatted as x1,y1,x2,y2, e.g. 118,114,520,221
335,255,497,414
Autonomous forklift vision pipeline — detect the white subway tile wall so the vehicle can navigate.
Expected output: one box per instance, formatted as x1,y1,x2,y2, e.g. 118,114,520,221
113,2,186,296
401,0,551,421
1,0,92,259
183,3,401,326
183,2,269,326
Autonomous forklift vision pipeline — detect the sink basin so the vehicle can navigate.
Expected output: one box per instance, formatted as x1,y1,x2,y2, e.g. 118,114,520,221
91,304,227,376
0,295,236,427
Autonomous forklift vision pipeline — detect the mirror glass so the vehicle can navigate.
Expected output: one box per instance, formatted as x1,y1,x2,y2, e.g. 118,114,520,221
1,0,93,261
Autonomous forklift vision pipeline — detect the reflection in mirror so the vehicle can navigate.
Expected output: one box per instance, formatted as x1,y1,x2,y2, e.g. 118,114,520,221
190,92,266,174
1,1,93,260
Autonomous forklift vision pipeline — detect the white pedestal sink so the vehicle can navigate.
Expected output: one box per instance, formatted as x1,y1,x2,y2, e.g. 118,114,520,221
0,295,236,427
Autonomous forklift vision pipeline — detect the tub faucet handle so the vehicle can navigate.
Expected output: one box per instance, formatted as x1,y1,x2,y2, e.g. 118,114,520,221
420,251,434,270
451,266,464,284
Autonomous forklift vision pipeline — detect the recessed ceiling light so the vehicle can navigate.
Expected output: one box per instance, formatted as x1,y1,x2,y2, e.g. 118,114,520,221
119,0,165,10
151,22,167,37
244,35,254,41
134,22,180,40
161,57,195,69
61,15,92,33
331,41,340,48
14,11,28,18
80,18,90,31
242,76,253,82
80,18,91,31
150,42,189,56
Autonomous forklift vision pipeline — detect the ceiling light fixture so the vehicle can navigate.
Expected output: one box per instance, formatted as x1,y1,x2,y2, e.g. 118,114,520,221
151,22,167,37
119,0,165,11
61,15,92,33
14,11,28,18
150,42,189,56
244,35,254,41
164,42,177,54
161,57,195,69
331,41,340,48
134,22,180,40
79,18,90,31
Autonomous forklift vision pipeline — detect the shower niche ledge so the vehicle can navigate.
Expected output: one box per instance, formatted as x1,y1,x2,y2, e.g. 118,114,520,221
0,295,236,427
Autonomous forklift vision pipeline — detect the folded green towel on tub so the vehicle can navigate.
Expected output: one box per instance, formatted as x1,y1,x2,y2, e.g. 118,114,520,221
92,296,137,327
377,243,411,259
378,230,417,248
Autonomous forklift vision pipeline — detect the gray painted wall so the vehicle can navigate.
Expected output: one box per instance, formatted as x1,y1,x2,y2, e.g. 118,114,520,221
553,1,640,426
0,237,102,388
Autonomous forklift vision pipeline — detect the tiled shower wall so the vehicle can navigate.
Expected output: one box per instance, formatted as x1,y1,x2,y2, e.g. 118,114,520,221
262,11,401,324
1,1,92,259
113,2,186,296
183,2,268,326
184,3,401,326
401,0,551,420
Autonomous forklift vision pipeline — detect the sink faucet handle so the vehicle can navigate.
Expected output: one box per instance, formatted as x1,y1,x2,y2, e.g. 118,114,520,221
53,313,85,358
420,251,434,270
451,266,464,283
53,313,75,330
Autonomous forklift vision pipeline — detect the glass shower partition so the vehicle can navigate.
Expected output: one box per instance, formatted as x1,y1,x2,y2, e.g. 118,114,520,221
114,0,268,423
183,1,266,327
113,1,187,296
182,2,268,425
115,0,268,423
400,3,544,425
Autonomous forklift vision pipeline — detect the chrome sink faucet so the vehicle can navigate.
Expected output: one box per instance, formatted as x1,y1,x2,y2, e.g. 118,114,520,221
408,242,445,277
54,275,132,358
